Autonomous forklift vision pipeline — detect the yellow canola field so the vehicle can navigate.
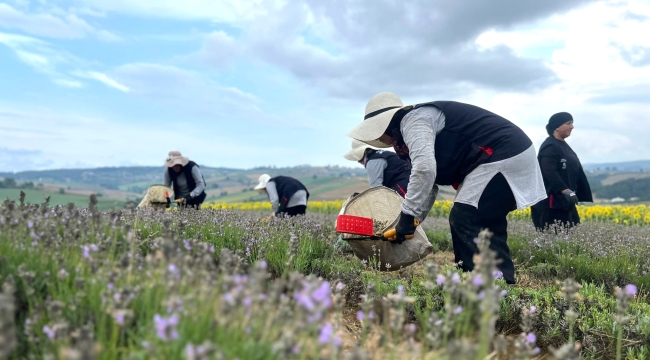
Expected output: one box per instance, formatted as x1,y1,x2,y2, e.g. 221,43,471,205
205,200,650,225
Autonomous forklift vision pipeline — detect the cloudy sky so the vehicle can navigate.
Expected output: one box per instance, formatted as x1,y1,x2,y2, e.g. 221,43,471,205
1,0,649,172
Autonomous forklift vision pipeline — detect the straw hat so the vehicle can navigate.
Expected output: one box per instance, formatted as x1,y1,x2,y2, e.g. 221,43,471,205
348,92,405,148
254,174,272,191
344,139,378,162
164,151,189,167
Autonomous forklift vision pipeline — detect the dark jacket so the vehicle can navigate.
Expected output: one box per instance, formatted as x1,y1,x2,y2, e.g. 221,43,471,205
366,150,410,197
270,176,309,214
397,101,532,186
168,161,207,203
536,137,592,209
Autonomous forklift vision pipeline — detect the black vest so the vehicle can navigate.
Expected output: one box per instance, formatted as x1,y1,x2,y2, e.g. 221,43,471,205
366,150,410,197
168,161,207,202
270,176,309,214
405,101,532,186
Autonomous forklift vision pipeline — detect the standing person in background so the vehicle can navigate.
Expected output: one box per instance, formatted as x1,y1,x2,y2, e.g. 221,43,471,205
164,151,207,209
255,174,309,217
532,112,592,230
344,139,411,197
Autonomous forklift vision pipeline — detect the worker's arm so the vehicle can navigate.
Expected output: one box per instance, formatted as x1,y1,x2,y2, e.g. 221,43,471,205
538,145,568,194
163,170,172,187
400,107,445,221
189,166,205,197
365,158,387,187
266,181,280,213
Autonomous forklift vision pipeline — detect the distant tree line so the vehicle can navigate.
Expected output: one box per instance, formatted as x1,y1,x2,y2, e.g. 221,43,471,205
591,178,650,201
0,178,36,189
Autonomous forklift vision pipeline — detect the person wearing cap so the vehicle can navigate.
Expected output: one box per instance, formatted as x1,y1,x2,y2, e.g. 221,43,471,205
531,112,592,230
163,151,207,209
344,139,411,197
348,92,547,284
255,174,309,217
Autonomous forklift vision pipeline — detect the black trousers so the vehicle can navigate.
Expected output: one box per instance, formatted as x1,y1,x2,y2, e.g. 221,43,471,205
448,173,517,284
531,205,580,231
278,205,307,217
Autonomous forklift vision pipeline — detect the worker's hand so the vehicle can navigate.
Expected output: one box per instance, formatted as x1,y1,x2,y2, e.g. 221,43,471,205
184,194,193,203
382,212,418,244
562,189,579,206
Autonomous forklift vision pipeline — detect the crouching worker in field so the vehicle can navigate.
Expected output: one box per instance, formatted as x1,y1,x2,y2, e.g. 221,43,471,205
164,151,207,209
344,139,411,197
348,92,547,284
531,112,592,231
255,174,309,217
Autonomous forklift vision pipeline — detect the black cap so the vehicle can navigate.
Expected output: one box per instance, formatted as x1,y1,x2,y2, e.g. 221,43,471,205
546,112,573,136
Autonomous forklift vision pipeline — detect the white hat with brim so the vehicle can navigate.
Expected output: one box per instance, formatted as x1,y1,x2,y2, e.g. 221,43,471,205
344,139,378,161
254,174,271,191
348,92,405,149
164,151,189,167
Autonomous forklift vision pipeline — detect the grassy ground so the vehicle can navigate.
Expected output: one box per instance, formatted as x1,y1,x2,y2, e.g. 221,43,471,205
0,188,124,210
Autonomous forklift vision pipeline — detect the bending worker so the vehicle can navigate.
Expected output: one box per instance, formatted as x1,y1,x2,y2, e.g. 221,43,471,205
344,139,411,197
163,151,207,209
531,112,592,230
255,174,309,217
348,92,546,284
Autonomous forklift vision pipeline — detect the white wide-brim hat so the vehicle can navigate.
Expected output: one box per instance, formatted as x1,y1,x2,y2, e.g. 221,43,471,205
254,174,271,191
348,92,405,148
164,151,189,167
344,139,378,161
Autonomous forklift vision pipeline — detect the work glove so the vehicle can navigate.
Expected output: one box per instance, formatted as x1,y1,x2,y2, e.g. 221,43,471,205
184,194,193,203
382,212,418,244
562,189,579,206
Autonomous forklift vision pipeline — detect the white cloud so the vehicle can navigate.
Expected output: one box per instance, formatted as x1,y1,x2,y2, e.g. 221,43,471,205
0,3,118,40
54,79,84,88
73,71,130,92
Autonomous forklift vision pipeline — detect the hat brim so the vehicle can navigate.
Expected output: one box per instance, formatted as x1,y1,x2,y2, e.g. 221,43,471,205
254,182,267,190
343,146,366,161
347,107,402,149
164,157,189,167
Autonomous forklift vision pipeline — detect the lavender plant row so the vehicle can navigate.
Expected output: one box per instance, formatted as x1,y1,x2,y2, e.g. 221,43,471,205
0,197,648,359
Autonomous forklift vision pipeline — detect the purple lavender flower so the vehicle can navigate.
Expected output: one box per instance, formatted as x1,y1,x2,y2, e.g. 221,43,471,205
625,284,638,296
311,282,331,304
493,270,503,280
526,332,537,344
436,274,446,285
154,314,180,341
454,306,463,314
318,323,333,344
356,310,364,322
451,273,460,284
82,245,90,259
27,221,34,228
318,323,341,347
42,325,55,340
530,306,537,314
406,323,416,334
168,264,181,280
472,275,484,286
397,285,404,294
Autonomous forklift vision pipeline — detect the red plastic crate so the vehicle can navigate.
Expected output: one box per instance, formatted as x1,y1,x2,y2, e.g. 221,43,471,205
336,215,374,236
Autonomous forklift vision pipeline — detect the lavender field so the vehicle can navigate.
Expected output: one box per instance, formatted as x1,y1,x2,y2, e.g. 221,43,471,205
1,196,649,360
